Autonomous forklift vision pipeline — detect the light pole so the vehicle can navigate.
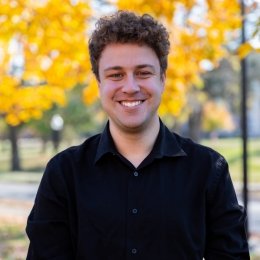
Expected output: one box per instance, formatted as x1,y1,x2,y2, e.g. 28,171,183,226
50,114,64,151
240,0,248,233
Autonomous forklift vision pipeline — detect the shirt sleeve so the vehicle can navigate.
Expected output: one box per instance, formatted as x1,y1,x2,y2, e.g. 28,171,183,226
26,156,74,259
204,155,250,259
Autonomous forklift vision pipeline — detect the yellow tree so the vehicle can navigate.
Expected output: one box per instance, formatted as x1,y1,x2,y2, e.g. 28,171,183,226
202,100,235,135
84,0,260,134
0,0,91,170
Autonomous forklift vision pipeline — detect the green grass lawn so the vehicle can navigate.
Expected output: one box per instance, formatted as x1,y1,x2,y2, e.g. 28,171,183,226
0,139,56,173
0,220,29,260
202,137,260,183
1,137,259,183
0,137,259,183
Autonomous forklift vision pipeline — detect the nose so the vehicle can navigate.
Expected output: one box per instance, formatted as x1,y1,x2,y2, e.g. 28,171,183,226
122,74,140,93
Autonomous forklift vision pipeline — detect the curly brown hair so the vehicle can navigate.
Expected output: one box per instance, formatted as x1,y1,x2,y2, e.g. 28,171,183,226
88,11,170,81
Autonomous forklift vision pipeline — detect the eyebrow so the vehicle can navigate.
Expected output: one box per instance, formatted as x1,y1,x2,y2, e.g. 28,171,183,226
104,64,156,72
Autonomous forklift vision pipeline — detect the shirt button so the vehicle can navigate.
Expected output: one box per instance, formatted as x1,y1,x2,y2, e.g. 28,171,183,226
132,208,138,214
131,248,137,254
133,171,139,177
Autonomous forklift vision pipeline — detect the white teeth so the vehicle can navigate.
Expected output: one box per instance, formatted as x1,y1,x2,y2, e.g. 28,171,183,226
121,101,142,107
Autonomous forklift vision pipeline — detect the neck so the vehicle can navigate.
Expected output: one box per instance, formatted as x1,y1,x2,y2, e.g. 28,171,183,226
109,117,160,167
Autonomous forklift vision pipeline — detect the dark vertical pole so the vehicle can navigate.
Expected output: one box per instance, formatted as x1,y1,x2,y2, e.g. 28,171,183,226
8,125,21,171
240,0,248,233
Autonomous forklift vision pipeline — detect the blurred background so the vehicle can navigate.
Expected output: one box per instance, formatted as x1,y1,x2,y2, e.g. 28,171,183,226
0,0,259,259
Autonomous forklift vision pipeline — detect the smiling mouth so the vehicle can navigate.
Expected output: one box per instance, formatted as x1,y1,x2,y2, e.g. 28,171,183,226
120,100,143,107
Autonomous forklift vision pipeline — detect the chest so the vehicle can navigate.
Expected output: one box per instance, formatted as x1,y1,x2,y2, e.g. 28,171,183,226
75,158,207,233
72,158,207,258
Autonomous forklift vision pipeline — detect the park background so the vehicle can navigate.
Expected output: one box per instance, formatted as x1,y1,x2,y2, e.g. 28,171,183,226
0,0,260,259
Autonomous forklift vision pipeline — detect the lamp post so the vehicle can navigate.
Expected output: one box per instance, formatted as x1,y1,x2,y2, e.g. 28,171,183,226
50,114,64,151
240,0,248,233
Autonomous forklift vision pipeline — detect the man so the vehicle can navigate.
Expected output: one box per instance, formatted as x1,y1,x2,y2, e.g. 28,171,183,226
26,11,249,259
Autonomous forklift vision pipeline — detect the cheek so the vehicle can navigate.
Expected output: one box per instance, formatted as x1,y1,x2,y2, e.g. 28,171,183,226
160,85,164,95
148,80,164,95
158,80,165,94
99,83,119,100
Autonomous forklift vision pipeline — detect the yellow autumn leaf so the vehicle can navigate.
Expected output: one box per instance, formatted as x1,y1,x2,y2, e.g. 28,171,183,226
83,76,99,105
0,0,92,125
237,42,253,59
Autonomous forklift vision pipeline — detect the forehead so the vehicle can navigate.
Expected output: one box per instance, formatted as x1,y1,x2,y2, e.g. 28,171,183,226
99,43,160,70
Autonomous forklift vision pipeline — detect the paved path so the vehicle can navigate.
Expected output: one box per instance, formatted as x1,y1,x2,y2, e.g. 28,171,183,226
0,182,38,201
0,182,37,221
247,200,260,234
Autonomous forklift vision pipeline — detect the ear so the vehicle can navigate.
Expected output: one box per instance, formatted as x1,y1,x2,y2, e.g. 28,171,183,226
160,73,166,91
97,80,101,88
96,80,101,98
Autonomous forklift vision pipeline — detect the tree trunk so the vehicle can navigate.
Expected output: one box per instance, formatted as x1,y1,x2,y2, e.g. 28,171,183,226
8,125,21,171
188,109,202,143
41,136,48,154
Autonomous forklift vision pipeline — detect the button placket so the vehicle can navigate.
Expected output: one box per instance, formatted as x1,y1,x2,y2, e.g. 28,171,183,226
126,170,141,258
132,208,138,214
131,248,137,254
131,171,139,216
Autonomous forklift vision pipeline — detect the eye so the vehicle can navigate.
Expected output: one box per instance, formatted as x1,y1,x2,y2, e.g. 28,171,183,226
136,71,153,78
107,73,124,81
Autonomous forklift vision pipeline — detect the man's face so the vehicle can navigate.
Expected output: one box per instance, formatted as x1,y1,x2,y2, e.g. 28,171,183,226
98,43,165,133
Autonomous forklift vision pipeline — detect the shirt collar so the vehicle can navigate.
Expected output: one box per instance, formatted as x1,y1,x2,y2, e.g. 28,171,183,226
94,119,186,164
150,119,187,158
94,121,118,164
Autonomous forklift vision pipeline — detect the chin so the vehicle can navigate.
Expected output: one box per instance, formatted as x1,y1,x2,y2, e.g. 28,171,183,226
119,120,149,132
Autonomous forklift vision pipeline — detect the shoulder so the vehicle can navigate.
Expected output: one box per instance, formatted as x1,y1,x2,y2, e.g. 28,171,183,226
173,133,229,192
39,133,102,189
174,133,227,167
44,133,102,176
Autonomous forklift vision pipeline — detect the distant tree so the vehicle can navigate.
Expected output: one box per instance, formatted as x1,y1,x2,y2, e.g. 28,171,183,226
28,84,105,153
202,100,235,137
0,0,91,170
203,58,240,114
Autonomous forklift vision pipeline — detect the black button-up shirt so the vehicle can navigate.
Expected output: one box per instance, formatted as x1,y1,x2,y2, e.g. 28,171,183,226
26,121,249,259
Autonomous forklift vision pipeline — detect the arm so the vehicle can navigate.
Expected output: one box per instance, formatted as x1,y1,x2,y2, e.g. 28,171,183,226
26,156,74,259
204,156,250,259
